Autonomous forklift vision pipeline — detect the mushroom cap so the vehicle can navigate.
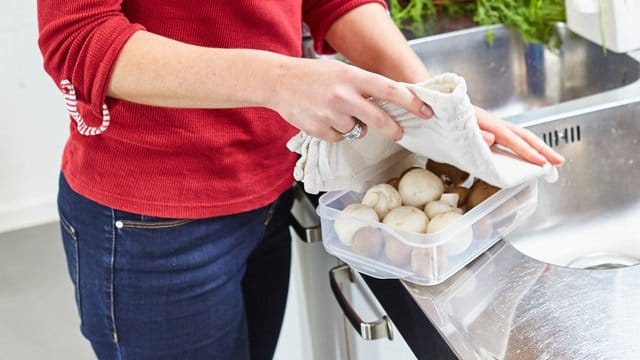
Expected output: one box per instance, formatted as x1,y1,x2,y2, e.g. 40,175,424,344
383,206,429,234
426,160,470,186
398,168,444,208
384,235,412,266
424,200,462,220
334,203,379,246
466,180,500,210
439,193,460,208
446,186,470,207
351,227,385,259
428,212,473,256
361,183,402,219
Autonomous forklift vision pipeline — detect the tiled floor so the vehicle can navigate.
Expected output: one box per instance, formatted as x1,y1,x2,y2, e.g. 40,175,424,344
0,222,94,359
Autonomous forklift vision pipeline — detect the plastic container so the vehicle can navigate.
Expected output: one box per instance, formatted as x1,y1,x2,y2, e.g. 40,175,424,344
316,155,538,286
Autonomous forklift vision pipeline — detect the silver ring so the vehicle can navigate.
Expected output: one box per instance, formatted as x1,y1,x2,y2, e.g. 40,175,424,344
341,120,363,141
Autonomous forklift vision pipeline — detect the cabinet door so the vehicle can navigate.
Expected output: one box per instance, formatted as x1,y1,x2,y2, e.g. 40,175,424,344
281,185,415,360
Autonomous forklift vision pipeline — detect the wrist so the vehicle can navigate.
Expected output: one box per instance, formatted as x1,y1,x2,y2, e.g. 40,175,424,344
259,55,306,111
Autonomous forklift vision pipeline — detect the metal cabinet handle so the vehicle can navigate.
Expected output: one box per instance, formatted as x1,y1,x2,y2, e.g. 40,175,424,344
289,215,322,243
289,183,322,243
329,264,393,341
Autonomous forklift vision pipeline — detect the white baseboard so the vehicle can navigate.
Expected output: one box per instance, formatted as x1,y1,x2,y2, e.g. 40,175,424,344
0,199,58,234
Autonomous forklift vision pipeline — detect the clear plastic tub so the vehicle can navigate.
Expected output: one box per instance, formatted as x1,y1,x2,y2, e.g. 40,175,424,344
316,155,538,286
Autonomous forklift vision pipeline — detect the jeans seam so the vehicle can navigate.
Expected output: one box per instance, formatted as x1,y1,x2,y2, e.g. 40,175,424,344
58,212,81,316
110,209,121,351
74,233,82,320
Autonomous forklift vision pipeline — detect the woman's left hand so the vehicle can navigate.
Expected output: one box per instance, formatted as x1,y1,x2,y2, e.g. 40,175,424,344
475,106,565,166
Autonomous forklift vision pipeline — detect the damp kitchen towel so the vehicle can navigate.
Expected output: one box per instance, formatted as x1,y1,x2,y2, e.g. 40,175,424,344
287,73,558,194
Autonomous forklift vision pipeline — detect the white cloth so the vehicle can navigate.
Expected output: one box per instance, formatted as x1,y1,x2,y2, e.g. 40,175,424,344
286,120,408,194
287,73,558,194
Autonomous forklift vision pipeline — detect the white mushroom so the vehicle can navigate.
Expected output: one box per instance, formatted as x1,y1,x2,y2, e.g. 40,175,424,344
383,206,429,266
384,235,413,266
446,186,470,208
383,206,429,234
398,168,444,208
424,200,463,220
334,203,379,246
439,193,460,208
361,183,402,219
427,212,473,256
351,227,385,259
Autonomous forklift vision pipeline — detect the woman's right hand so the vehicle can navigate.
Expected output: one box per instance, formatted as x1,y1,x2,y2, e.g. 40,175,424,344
266,58,434,142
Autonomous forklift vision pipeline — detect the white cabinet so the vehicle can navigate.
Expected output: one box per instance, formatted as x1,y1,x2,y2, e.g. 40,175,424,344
276,187,415,360
335,265,417,360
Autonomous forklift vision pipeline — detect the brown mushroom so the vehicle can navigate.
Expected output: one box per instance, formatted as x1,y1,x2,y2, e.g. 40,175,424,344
466,180,501,210
426,160,470,186
386,177,401,189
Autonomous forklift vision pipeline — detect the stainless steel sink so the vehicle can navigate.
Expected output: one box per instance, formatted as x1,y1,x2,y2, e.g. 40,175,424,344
410,24,640,270
410,24,640,118
506,102,640,269
393,25,640,360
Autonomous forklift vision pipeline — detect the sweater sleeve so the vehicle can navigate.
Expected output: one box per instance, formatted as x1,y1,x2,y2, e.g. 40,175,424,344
302,0,387,55
37,0,145,135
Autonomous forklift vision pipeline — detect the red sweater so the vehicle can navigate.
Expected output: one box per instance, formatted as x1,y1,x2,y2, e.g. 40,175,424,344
38,0,385,218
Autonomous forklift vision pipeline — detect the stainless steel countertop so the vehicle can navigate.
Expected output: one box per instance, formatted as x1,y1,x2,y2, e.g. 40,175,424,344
396,33,640,359
403,240,640,359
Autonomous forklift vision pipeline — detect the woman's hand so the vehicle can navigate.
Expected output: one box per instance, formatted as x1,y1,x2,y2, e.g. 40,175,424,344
475,106,565,166
267,58,433,142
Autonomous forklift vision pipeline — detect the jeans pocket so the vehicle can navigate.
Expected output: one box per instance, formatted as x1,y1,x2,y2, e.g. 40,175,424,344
116,218,194,229
59,211,82,321
264,188,294,227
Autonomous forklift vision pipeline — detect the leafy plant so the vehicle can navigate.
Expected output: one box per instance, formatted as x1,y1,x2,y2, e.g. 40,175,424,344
390,0,567,48
389,0,437,37
474,0,565,48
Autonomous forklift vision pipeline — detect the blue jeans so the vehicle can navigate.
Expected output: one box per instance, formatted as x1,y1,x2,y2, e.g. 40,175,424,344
57,174,293,359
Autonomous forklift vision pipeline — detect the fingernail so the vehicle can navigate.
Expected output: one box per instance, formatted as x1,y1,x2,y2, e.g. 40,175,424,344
421,104,433,118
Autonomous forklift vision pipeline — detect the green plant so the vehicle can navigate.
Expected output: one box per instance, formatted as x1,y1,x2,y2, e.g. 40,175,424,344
390,0,567,49
474,0,565,48
389,0,437,36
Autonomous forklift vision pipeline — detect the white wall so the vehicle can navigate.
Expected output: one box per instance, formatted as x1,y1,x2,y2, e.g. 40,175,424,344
0,1,69,233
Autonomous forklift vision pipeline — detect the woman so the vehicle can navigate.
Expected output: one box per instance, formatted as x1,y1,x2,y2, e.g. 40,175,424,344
38,0,564,359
